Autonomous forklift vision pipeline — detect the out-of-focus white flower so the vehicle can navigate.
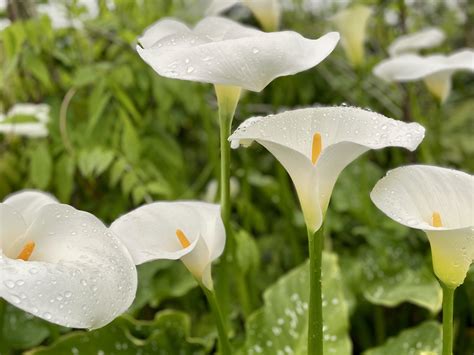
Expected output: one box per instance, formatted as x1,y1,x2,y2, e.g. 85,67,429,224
0,103,51,138
206,0,281,31
388,28,445,57
37,0,99,30
0,190,137,329
203,177,240,202
0,18,10,31
373,49,474,103
330,5,372,67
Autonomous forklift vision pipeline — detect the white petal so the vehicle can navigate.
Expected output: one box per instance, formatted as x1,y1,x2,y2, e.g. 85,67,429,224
138,18,191,48
110,202,204,265
3,190,58,227
179,202,225,261
137,16,339,91
374,50,474,82
370,165,473,231
426,228,473,288
423,71,452,103
0,122,48,138
7,103,51,123
0,204,27,251
388,28,445,57
0,204,137,329
229,106,424,232
331,5,372,67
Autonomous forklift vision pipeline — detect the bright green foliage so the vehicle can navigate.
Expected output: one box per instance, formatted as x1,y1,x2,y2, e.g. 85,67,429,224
240,252,351,355
364,321,442,355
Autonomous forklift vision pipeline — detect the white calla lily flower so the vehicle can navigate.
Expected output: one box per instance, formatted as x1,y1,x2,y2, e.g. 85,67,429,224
330,5,372,67
371,165,474,289
0,103,51,138
373,49,474,103
110,201,225,290
137,16,339,92
0,190,137,329
206,0,281,31
388,27,445,57
229,106,425,233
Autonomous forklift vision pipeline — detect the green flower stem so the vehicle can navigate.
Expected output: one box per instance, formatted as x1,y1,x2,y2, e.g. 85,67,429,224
202,285,233,355
441,283,455,355
214,84,252,318
307,225,324,355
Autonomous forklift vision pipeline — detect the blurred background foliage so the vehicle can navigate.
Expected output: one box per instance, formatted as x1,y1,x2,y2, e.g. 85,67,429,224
0,0,473,354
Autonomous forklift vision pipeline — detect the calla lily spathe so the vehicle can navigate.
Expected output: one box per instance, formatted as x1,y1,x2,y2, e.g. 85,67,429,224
137,16,339,92
370,165,473,289
0,190,137,329
373,49,474,102
110,201,225,290
0,103,51,138
330,5,372,67
229,106,425,233
388,27,445,57
206,0,281,31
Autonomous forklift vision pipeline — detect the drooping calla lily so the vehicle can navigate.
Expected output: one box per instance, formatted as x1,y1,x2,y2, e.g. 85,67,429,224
206,0,281,31
229,106,425,234
110,201,225,291
0,190,137,329
388,27,445,57
373,49,474,103
370,165,473,289
0,103,51,138
136,16,339,92
330,4,372,67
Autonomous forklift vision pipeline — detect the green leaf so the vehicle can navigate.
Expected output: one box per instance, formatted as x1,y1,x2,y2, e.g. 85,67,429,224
54,154,75,202
364,321,442,355
240,252,351,355
129,260,197,314
1,302,51,351
77,147,115,178
27,311,207,355
235,229,260,275
22,51,52,90
29,142,52,189
364,266,442,313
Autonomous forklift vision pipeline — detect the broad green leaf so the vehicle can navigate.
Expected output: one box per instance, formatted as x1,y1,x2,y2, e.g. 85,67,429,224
27,311,207,355
240,252,351,355
364,266,442,313
235,230,260,275
29,142,52,189
364,321,442,355
0,302,52,351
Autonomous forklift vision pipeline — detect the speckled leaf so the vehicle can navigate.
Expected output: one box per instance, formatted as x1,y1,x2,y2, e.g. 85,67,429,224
26,311,207,355
364,265,442,313
364,321,442,355
240,252,351,355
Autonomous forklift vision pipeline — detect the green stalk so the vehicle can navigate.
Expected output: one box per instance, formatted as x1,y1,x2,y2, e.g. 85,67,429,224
202,285,233,355
307,225,324,354
441,283,455,355
214,85,252,318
